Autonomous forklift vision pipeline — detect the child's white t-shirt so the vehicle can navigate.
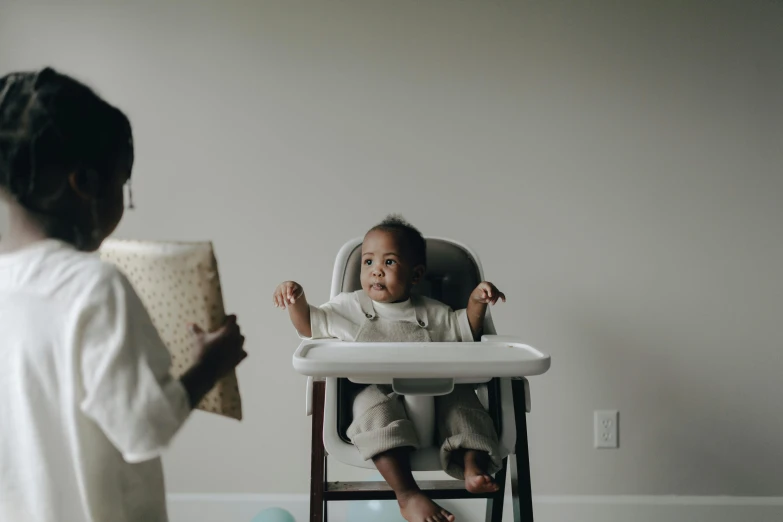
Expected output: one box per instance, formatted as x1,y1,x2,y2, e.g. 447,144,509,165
0,239,191,522
306,290,475,342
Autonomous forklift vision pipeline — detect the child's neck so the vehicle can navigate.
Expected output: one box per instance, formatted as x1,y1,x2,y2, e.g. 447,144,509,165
0,205,50,254
375,293,412,305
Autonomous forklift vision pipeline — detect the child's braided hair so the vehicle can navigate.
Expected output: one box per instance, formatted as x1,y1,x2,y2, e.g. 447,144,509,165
0,67,133,245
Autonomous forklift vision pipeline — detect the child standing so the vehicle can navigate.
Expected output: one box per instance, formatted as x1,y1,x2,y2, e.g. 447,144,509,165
274,216,506,522
0,68,248,522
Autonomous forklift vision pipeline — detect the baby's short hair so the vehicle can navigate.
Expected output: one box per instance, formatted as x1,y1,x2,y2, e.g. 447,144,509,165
368,214,426,267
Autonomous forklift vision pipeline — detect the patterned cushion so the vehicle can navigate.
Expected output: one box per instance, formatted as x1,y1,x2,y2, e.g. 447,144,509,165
99,239,242,420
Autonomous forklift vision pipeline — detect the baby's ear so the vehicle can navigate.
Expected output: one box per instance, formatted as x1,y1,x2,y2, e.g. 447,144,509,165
411,265,426,285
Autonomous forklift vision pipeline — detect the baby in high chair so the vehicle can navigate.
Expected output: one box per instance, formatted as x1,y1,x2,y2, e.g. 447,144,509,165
274,215,506,522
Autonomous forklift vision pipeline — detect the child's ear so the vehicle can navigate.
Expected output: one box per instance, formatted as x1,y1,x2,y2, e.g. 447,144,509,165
411,265,426,285
68,170,101,201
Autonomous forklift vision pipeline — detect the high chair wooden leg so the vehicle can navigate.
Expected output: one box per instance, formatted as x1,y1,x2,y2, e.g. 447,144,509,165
511,379,534,522
485,458,508,522
310,380,327,522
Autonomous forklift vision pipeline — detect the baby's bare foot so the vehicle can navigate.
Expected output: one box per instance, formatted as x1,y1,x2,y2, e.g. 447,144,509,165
398,491,456,522
465,472,500,494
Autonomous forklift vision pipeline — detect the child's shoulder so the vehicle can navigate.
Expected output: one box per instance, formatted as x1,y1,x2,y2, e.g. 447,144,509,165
326,290,362,307
50,246,128,298
14,242,130,309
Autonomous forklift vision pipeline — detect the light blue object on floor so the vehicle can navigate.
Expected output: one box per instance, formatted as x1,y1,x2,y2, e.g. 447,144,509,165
251,507,296,522
346,499,404,522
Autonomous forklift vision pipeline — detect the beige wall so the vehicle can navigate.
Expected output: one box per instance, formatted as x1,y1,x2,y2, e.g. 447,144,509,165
0,202,6,237
1,0,781,497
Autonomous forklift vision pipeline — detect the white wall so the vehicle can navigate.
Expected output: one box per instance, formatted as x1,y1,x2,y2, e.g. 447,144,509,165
1,0,781,503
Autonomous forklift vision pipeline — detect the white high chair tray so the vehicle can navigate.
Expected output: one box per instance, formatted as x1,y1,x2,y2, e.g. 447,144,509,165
293,338,550,381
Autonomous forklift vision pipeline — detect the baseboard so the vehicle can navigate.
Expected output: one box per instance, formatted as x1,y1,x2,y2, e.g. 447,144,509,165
167,493,783,522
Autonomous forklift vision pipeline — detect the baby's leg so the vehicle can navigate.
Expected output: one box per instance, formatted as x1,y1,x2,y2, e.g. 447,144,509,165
436,385,502,494
373,448,456,522
347,385,420,459
348,385,455,522
452,449,500,494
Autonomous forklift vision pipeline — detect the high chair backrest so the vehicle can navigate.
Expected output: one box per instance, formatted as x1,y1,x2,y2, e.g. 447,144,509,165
331,237,497,335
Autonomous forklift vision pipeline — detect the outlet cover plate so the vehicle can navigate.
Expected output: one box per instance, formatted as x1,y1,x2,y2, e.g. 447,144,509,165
594,410,619,449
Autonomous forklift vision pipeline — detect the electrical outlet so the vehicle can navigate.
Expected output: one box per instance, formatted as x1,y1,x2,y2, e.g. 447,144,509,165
594,410,619,449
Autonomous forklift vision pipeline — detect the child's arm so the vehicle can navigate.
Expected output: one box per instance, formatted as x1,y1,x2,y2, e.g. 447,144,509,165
79,269,247,463
274,281,311,338
467,281,506,340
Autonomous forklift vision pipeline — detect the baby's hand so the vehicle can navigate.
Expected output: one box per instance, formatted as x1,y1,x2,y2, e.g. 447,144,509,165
471,281,506,305
273,281,304,309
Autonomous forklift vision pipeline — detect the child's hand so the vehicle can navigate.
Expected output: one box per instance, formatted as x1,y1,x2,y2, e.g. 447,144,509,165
190,315,247,379
470,281,506,305
273,281,304,309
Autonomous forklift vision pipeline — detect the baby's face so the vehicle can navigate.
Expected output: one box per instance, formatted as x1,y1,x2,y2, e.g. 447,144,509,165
360,229,421,303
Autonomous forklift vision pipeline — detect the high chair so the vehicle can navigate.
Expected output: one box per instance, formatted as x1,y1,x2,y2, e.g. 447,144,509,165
292,237,551,521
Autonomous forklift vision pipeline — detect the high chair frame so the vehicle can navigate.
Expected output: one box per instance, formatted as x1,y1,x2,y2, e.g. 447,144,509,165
296,237,549,522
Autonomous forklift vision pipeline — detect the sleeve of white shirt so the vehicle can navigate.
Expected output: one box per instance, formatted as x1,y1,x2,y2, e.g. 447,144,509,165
78,265,191,464
305,291,359,340
453,308,475,342
424,297,475,342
